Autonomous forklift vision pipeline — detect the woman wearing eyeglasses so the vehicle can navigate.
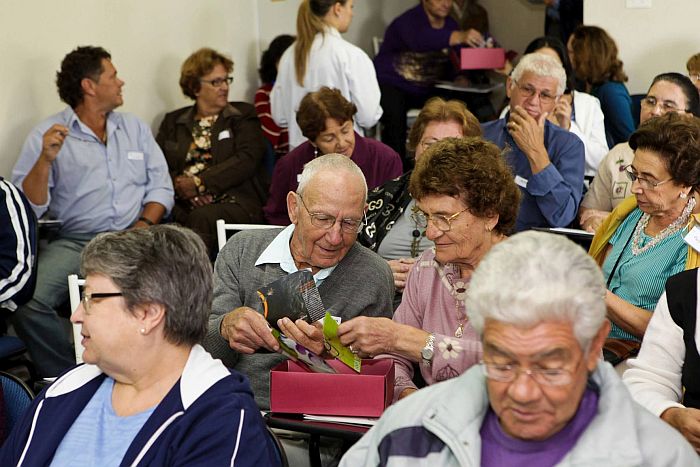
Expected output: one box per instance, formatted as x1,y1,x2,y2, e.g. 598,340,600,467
589,113,700,366
263,87,402,226
579,72,700,233
156,48,269,256
337,137,520,402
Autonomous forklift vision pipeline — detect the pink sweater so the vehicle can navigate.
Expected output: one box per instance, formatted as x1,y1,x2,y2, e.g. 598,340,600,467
383,248,482,402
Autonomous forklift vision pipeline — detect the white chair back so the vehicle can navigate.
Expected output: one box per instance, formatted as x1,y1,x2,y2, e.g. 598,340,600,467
67,274,85,363
215,220,281,252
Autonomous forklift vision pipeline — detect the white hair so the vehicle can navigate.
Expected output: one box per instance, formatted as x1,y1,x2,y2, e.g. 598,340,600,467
466,231,606,349
510,53,567,96
297,153,368,201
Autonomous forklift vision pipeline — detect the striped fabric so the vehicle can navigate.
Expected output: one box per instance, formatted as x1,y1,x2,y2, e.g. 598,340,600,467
602,208,687,341
0,177,36,311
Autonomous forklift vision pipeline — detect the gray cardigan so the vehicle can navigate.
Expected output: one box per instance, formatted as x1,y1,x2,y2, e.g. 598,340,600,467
203,228,395,409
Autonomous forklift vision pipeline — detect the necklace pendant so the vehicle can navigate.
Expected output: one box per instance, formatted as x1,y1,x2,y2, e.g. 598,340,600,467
455,324,463,338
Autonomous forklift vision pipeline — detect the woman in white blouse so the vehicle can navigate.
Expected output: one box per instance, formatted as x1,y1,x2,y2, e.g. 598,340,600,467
271,0,382,149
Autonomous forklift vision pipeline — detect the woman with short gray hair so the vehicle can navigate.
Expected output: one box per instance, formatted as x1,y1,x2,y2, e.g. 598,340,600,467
0,225,280,466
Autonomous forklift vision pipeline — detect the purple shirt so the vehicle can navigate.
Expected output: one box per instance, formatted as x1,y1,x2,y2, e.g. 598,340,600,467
263,132,402,225
480,386,599,467
374,4,458,95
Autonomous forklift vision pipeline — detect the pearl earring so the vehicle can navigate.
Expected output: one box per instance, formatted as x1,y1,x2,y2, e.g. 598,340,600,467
140,328,146,334
680,192,688,199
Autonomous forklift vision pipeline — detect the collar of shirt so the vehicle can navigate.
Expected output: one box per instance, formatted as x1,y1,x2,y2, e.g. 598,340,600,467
64,107,120,143
255,224,337,285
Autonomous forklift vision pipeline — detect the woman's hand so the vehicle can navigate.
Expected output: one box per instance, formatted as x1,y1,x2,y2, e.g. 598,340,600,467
662,407,700,452
579,207,610,233
548,97,572,130
388,258,416,292
449,29,485,48
336,317,398,357
398,388,417,401
174,175,198,200
189,194,214,208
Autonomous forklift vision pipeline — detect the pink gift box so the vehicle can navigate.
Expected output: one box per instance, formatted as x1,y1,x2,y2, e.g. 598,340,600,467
270,359,394,417
460,47,505,70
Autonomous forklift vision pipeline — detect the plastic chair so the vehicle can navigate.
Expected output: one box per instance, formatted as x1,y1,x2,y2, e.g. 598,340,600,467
67,274,86,363
266,424,289,467
0,370,34,436
215,220,282,252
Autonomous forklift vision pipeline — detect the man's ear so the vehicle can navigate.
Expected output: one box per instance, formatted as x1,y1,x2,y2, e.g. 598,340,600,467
287,192,299,225
505,76,513,99
81,77,97,98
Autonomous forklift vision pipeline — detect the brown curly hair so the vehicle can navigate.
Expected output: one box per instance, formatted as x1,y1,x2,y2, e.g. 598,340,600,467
570,26,627,86
629,113,700,191
407,97,481,154
409,137,520,235
296,87,357,141
179,48,234,100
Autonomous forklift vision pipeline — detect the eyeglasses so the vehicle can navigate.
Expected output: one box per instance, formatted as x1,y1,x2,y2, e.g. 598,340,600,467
411,206,469,232
480,360,578,386
640,96,686,113
200,76,233,88
297,194,365,234
624,165,673,190
81,292,123,313
513,79,558,104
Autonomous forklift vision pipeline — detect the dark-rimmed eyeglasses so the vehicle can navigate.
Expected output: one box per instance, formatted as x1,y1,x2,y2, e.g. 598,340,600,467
200,76,233,88
624,165,673,190
297,194,366,234
411,206,469,232
81,292,123,313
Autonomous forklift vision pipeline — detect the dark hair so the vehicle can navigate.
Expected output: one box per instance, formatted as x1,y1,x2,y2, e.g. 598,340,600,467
649,72,700,117
629,113,700,192
81,225,213,346
56,46,112,108
409,137,521,235
407,97,482,153
296,87,357,141
524,36,575,93
179,48,234,100
570,25,627,85
295,0,348,85
259,35,296,84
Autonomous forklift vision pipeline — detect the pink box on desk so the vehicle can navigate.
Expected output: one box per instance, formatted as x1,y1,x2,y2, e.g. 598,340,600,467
270,359,394,417
460,47,505,70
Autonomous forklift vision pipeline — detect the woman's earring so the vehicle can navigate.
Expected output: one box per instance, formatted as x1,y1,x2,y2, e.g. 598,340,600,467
680,192,688,199
140,328,146,335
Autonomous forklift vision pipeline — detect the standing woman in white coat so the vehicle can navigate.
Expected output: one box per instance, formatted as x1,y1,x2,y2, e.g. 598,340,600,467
271,0,382,149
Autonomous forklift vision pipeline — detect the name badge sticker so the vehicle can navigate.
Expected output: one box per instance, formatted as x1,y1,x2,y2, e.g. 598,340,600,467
514,175,528,188
127,151,144,161
684,226,700,253
218,130,231,141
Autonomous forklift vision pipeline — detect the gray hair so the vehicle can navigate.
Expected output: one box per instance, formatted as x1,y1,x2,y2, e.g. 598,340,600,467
80,224,213,346
511,53,567,96
297,153,368,201
466,231,606,349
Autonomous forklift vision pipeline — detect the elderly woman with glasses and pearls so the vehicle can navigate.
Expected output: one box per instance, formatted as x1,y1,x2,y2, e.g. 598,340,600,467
588,113,700,368
336,137,520,402
0,225,279,466
156,48,269,256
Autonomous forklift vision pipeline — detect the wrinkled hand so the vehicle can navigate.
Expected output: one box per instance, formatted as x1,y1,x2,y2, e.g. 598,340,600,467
174,175,198,200
548,97,572,130
41,124,69,162
336,316,397,357
579,208,609,233
507,106,550,172
277,318,325,355
662,407,700,451
398,388,417,401
189,194,214,208
220,307,279,354
388,258,416,292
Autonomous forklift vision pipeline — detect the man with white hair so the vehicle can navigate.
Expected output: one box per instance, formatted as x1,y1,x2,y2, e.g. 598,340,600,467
341,231,698,466
204,153,394,410
483,53,585,231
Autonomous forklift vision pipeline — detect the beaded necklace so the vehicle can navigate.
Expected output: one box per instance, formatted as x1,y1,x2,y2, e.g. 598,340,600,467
631,197,696,256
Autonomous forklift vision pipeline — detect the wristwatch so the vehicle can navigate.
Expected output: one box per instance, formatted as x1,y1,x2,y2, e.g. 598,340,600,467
421,333,436,366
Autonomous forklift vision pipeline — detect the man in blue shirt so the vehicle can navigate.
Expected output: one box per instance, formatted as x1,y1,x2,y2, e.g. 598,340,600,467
482,53,584,231
11,46,174,377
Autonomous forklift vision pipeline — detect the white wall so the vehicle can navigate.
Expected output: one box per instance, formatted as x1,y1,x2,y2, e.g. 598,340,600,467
585,0,699,94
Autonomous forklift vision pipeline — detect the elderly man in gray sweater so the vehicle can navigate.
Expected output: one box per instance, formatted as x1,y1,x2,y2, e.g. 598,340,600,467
204,153,395,409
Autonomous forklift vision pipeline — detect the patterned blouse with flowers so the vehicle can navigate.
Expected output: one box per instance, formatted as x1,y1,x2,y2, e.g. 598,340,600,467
181,115,217,187
378,247,483,402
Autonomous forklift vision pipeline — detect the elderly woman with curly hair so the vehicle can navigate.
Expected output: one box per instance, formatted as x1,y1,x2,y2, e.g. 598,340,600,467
589,113,700,365
337,137,520,401
157,48,269,255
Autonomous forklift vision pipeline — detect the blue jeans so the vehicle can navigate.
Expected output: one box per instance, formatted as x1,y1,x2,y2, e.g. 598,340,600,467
10,233,94,377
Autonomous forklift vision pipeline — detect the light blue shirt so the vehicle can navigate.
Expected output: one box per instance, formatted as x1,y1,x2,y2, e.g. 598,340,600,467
50,377,156,467
12,107,174,233
255,224,336,286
